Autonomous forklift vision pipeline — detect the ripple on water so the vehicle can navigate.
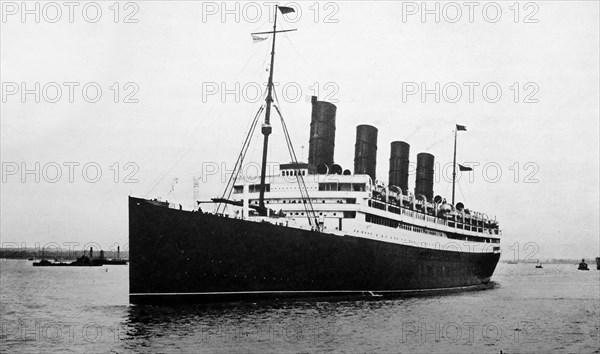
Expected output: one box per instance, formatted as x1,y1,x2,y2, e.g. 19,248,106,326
1,260,599,353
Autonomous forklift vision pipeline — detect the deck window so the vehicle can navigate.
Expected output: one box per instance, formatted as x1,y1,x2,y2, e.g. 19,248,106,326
353,184,366,191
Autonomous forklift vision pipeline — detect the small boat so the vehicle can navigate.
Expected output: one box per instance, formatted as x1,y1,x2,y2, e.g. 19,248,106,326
535,263,543,269
33,259,54,266
33,247,102,267
578,259,589,271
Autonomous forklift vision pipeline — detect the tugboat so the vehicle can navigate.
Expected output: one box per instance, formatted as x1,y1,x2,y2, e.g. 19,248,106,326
578,259,589,271
128,5,502,304
33,247,103,267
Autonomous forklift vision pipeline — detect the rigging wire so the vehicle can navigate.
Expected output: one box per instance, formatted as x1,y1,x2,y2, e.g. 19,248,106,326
457,178,468,205
232,80,269,162
218,45,272,212
252,16,272,34
274,104,319,230
144,40,269,198
424,133,452,151
277,20,315,85
272,90,319,230
282,34,314,83
216,104,265,213
443,181,451,201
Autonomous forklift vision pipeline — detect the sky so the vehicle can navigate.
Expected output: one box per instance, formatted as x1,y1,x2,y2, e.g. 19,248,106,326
1,1,598,260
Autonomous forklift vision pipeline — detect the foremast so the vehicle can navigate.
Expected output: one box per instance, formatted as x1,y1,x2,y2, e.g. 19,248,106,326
253,5,297,214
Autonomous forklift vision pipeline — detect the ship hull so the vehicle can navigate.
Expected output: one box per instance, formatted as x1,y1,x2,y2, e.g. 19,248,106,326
129,197,500,304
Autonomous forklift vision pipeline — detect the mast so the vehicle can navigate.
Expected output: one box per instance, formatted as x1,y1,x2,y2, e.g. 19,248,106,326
451,124,467,205
451,128,457,205
252,6,296,214
258,6,278,212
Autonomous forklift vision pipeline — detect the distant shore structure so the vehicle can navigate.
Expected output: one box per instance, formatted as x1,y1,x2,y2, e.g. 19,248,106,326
32,247,127,267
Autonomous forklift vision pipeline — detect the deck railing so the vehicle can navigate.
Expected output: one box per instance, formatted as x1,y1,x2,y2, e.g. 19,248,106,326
369,198,500,236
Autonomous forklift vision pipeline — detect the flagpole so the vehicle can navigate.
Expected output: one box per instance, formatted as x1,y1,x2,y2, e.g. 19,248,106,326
258,5,278,213
452,128,457,206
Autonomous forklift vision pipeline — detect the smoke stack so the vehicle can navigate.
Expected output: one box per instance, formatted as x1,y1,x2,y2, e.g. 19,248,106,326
117,246,120,260
389,141,410,194
90,247,93,259
415,152,435,201
354,125,378,181
308,96,336,172
330,164,343,175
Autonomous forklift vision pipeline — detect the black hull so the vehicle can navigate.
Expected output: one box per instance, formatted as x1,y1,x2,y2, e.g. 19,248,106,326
129,197,500,304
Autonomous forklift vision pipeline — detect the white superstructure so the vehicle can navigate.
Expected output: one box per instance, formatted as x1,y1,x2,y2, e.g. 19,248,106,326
229,164,501,255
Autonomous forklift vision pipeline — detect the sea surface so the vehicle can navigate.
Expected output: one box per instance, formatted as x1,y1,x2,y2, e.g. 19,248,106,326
1,260,598,353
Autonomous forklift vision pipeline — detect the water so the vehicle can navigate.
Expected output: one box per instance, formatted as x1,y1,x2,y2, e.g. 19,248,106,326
1,260,598,353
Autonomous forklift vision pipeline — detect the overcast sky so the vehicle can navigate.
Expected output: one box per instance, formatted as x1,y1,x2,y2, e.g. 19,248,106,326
1,1,598,260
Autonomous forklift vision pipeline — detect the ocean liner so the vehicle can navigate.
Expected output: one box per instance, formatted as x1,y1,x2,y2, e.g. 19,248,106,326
129,6,501,304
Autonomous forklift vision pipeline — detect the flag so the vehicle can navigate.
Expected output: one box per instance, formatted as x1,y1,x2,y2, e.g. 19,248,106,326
456,124,467,131
252,34,267,43
459,164,472,172
278,6,295,14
